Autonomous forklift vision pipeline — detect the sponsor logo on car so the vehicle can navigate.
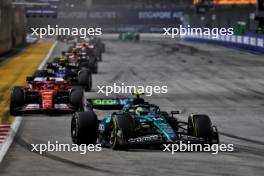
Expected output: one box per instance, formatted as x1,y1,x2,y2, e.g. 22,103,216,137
128,134,160,143
54,104,68,109
25,104,40,109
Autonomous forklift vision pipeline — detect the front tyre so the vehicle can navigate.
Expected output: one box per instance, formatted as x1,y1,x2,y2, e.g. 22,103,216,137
188,114,213,143
110,114,134,150
10,87,24,116
78,69,92,91
70,87,83,110
71,111,99,145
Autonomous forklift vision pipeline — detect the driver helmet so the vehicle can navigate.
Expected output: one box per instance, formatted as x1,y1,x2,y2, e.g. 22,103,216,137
135,106,148,115
59,56,66,63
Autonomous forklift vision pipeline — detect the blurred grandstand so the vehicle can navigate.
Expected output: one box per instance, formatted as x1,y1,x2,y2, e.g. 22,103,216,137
23,0,263,33
91,0,192,9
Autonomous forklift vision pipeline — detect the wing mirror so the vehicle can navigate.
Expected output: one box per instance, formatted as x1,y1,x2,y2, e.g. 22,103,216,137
171,110,180,116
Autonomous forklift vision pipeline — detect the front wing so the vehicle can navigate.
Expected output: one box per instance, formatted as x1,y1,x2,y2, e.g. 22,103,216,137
14,103,75,114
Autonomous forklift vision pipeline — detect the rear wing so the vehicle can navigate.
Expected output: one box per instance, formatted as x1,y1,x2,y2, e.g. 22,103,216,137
86,98,134,110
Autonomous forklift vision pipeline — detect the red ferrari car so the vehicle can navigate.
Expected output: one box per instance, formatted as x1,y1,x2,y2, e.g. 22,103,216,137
9,77,83,115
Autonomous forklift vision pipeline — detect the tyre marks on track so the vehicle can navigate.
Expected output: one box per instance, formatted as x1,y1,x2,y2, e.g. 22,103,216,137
14,135,116,174
220,132,264,145
220,132,264,157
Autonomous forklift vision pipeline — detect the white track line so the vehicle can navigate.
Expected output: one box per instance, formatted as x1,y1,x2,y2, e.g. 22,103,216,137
38,41,58,69
0,40,58,163
0,117,22,163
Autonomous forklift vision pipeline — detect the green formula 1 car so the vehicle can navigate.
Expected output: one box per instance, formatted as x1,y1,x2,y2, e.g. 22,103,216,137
71,94,219,150
119,32,140,41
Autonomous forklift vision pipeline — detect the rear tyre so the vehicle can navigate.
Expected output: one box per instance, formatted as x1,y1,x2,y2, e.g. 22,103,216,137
71,111,98,145
102,43,105,53
93,62,98,73
79,61,90,69
98,53,102,61
110,114,134,150
10,87,24,116
135,34,140,41
70,88,83,110
188,114,213,143
78,69,92,91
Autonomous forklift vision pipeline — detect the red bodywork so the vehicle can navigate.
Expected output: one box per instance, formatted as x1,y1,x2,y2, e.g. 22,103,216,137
41,91,54,110
21,78,74,113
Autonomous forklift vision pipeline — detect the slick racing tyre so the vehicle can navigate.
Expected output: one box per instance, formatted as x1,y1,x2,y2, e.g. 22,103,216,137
102,43,105,53
78,69,92,91
10,87,24,116
98,53,102,62
110,114,134,150
188,114,213,143
88,57,97,73
79,61,90,69
71,111,99,145
93,61,98,73
135,34,140,41
70,87,83,110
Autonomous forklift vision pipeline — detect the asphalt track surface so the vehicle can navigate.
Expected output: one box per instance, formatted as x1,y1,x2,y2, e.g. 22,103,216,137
1,37,264,176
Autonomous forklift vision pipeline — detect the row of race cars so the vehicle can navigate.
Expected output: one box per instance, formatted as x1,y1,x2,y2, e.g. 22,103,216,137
10,36,105,115
9,36,220,150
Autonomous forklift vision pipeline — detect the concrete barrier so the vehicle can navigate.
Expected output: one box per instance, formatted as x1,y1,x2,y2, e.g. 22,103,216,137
182,33,264,53
0,4,26,55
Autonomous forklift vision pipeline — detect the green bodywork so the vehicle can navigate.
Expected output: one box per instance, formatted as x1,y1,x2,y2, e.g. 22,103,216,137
119,32,140,41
